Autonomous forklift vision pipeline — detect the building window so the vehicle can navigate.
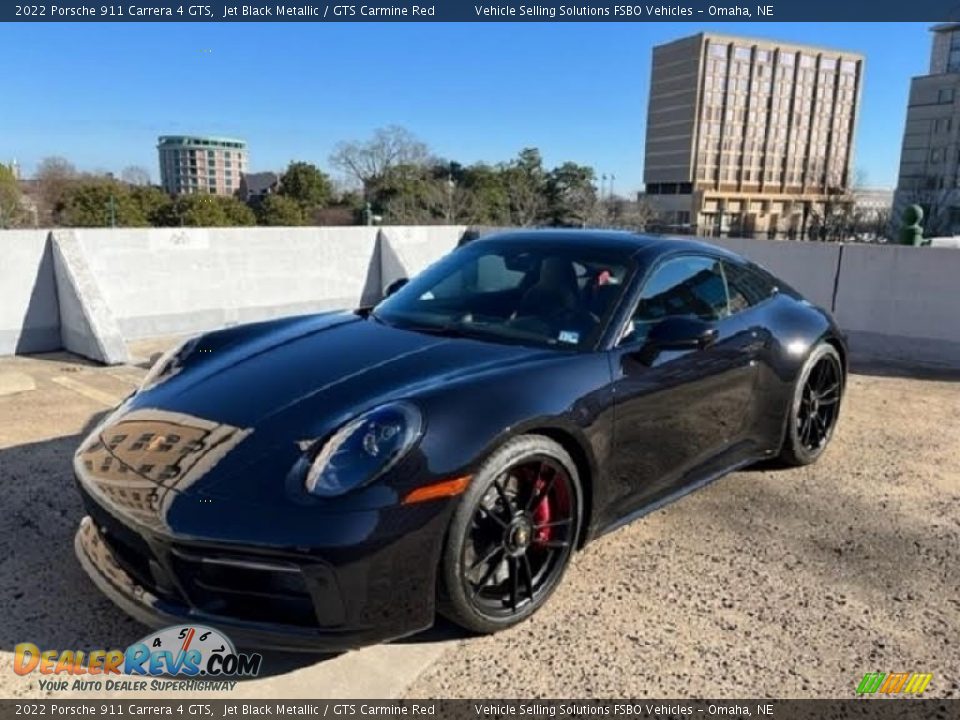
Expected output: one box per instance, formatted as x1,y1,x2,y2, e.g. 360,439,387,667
756,49,770,63
939,88,955,104
709,43,728,58
840,60,857,74
734,46,751,61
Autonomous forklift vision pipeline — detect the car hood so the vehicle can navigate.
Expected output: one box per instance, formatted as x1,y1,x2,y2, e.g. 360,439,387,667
81,312,546,505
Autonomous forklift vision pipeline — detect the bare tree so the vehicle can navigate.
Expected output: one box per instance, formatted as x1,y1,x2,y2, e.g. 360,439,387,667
121,165,151,186
35,156,77,224
591,194,658,231
805,188,858,241
330,126,430,191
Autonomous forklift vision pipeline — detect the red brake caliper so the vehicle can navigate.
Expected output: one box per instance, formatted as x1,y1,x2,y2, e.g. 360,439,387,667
532,473,552,545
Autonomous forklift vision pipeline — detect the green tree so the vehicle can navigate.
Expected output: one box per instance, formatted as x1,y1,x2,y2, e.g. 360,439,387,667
256,194,305,226
279,162,333,210
129,185,173,226
156,194,255,227
502,148,548,226
58,179,150,227
0,163,23,228
220,195,257,226
547,162,597,227
460,164,510,225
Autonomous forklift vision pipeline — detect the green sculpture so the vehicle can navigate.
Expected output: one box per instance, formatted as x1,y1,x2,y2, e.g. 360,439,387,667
899,204,925,246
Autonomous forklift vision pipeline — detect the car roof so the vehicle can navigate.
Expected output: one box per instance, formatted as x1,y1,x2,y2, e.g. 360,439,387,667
473,229,743,262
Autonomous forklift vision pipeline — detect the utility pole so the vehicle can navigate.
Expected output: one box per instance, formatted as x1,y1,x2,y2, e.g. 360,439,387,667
446,161,455,224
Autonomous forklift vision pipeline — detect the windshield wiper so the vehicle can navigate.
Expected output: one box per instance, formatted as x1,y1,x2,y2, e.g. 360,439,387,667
400,321,476,338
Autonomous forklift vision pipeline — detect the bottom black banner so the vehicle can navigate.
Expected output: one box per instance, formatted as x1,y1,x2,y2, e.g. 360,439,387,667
0,700,956,720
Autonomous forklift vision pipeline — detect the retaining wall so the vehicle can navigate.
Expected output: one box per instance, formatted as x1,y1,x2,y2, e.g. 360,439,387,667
0,227,958,368
0,230,60,356
702,236,960,368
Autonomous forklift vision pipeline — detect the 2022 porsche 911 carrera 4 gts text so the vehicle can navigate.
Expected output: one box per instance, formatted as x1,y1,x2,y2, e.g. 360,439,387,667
73,230,846,649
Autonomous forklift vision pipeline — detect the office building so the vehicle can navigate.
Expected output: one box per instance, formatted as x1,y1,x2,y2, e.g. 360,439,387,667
644,33,863,237
157,135,247,196
892,24,960,235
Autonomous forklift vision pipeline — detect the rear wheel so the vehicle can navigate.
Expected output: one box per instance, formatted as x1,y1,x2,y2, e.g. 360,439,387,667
779,342,843,466
439,435,582,634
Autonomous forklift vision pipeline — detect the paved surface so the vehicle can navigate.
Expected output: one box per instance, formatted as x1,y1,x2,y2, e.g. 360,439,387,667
0,346,957,699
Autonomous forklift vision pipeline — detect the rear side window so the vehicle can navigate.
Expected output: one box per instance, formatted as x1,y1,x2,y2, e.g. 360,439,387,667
722,261,778,314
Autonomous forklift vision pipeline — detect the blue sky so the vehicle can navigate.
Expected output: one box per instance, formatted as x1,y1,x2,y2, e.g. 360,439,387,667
0,22,931,193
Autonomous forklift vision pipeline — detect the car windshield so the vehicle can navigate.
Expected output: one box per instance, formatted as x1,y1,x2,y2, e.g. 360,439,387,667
372,241,633,350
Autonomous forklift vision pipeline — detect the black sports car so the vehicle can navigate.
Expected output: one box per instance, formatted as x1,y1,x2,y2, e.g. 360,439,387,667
73,230,846,650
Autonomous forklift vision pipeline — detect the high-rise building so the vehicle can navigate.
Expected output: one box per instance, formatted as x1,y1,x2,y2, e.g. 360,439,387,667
157,135,247,196
644,33,863,238
892,24,960,235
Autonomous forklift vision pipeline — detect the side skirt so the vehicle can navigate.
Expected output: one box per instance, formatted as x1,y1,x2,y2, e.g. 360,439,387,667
591,445,764,541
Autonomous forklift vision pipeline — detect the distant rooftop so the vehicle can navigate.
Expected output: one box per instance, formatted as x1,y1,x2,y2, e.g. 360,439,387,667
157,135,247,149
656,31,864,59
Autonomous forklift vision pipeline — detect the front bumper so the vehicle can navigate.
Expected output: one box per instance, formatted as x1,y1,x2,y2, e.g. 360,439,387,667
73,481,452,652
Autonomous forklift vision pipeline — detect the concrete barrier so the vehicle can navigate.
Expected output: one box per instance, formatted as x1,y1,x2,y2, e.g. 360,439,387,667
833,244,960,368
378,225,467,284
703,236,842,311
1,226,959,369
51,230,129,365
69,226,380,341
0,230,60,356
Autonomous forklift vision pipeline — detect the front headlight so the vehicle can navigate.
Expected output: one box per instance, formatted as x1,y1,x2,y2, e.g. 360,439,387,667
140,336,199,390
304,402,423,497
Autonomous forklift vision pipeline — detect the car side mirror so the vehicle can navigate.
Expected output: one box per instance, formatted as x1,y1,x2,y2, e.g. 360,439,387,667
384,277,409,298
647,316,718,351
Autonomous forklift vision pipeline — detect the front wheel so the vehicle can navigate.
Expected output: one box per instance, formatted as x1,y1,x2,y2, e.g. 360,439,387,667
779,342,844,466
438,435,582,634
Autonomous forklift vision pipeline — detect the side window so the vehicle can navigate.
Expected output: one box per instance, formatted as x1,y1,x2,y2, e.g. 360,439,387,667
622,256,728,344
722,261,777,314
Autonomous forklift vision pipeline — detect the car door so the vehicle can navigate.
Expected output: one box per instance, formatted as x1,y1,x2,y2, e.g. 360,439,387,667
602,254,759,523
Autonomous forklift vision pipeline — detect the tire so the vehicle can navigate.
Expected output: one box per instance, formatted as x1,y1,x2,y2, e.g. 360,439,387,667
779,342,844,466
438,434,583,634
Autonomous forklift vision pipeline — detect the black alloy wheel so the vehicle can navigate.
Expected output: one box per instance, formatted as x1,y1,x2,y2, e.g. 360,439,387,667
439,435,582,633
780,342,844,466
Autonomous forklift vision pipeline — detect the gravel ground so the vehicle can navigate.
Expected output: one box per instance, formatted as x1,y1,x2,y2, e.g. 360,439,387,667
407,371,960,698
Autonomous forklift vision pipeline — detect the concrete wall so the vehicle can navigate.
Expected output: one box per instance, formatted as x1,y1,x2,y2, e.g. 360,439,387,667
707,236,842,311
1,227,959,369
703,236,960,369
73,226,381,342
378,225,467,284
834,244,960,368
0,230,60,356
